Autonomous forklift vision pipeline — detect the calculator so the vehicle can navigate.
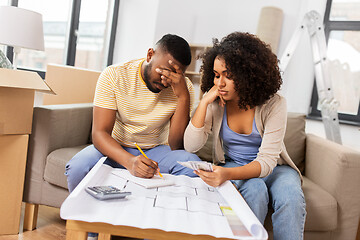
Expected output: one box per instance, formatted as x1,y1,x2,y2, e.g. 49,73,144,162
85,186,131,200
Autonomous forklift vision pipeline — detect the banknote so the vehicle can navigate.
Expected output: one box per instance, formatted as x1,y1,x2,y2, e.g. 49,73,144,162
177,161,213,172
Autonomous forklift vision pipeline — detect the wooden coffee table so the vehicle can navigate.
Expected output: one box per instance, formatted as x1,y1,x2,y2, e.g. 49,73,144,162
65,219,234,240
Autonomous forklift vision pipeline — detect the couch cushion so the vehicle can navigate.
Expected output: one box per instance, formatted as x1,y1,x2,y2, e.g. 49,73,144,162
265,177,337,232
284,112,306,173
302,177,337,231
44,145,89,189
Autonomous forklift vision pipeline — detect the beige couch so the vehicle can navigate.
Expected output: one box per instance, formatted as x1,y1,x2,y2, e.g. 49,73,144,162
22,103,360,240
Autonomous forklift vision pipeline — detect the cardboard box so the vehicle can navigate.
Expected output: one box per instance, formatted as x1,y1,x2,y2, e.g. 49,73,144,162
0,68,54,135
0,134,29,234
43,64,100,105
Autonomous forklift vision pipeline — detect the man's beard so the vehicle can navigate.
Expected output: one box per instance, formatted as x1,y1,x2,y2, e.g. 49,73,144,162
143,62,161,93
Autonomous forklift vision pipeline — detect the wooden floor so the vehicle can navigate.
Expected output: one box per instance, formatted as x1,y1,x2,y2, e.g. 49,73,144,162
0,203,140,240
0,203,66,240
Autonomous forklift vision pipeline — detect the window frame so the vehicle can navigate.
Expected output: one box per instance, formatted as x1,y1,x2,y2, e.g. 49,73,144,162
308,0,360,126
5,0,119,78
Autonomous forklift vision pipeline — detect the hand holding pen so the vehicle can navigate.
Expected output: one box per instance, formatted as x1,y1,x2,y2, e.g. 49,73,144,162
134,142,163,178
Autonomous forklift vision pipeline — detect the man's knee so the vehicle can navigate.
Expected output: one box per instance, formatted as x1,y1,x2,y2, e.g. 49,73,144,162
166,150,200,176
65,146,97,176
65,145,103,192
65,158,92,192
175,150,201,162
65,156,91,178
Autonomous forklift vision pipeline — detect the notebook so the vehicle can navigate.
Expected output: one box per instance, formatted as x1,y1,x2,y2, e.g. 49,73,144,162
112,169,175,189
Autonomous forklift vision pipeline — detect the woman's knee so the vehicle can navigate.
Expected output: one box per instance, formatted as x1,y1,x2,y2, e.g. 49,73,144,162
239,178,269,223
273,185,305,212
240,178,269,202
268,167,305,211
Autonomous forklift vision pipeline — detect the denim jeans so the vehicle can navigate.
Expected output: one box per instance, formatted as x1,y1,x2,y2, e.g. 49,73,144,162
65,144,201,192
221,161,306,240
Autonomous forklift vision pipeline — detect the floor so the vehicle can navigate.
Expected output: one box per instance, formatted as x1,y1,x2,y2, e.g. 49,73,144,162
0,203,140,240
0,204,66,240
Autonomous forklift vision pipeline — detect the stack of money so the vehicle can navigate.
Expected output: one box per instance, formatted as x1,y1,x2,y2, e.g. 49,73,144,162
177,161,213,172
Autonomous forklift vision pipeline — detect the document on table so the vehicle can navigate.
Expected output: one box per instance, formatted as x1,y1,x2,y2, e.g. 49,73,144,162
60,157,268,240
112,170,175,188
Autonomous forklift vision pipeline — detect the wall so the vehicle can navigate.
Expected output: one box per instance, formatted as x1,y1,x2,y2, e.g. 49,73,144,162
306,119,360,151
113,0,159,64
112,0,360,150
113,0,327,114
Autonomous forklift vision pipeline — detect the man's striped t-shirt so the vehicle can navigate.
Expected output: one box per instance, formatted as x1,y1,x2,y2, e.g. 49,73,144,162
94,58,195,149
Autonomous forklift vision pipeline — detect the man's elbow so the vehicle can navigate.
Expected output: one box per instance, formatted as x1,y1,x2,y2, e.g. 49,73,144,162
91,130,100,147
168,139,184,151
91,129,108,147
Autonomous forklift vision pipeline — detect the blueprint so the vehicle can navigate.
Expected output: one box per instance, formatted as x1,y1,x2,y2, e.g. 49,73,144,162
111,169,226,216
60,157,267,240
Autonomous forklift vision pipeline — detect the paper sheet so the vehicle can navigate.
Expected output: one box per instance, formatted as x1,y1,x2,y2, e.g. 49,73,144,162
111,169,175,188
60,157,267,239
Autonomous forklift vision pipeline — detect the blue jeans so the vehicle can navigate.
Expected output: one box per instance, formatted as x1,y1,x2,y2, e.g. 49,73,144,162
221,161,306,240
65,144,201,192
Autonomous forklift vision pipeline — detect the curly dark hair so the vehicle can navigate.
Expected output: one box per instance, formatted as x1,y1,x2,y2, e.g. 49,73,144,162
200,32,282,110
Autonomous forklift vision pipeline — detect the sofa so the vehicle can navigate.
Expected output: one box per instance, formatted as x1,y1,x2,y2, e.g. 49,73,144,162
22,103,360,240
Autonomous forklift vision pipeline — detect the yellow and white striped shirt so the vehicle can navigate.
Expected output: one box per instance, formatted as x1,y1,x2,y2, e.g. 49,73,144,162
94,58,195,149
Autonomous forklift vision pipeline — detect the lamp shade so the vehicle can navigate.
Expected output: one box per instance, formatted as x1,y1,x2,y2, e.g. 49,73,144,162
0,6,44,51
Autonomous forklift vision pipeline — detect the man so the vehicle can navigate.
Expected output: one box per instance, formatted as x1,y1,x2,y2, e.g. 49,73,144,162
65,34,201,192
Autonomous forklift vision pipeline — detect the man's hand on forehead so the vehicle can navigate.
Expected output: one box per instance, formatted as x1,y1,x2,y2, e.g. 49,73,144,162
159,66,175,74
155,60,183,82
158,59,179,73
155,60,188,98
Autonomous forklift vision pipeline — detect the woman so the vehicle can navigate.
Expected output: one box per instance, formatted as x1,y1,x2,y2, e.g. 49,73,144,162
184,32,306,240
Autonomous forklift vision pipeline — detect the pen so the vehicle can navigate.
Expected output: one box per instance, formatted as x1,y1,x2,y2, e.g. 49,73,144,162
134,142,163,178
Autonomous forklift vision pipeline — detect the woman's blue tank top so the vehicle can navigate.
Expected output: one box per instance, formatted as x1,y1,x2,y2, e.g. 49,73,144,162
219,107,262,166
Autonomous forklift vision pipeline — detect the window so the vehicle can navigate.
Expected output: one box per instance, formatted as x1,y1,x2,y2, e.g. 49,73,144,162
75,0,111,70
17,0,71,71
0,0,8,54
309,0,360,125
4,0,119,75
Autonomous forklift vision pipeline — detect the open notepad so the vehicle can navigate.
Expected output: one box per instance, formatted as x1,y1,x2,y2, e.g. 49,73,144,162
111,169,175,189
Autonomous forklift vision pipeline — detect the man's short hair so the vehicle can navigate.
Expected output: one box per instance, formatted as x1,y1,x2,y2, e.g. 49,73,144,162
156,34,191,66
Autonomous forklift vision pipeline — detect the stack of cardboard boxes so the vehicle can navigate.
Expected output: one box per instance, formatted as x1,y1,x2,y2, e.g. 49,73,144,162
0,68,53,235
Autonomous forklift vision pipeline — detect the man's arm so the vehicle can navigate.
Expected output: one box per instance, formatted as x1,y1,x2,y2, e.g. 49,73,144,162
92,106,158,178
168,89,190,150
156,60,191,150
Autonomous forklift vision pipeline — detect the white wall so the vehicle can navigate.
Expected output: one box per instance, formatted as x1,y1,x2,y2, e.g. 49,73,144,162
113,0,159,64
113,0,327,114
112,0,360,150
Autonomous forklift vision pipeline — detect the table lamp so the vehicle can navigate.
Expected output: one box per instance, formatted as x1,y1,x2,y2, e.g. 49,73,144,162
0,6,44,69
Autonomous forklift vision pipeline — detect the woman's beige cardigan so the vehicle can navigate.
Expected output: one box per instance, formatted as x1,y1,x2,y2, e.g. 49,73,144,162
184,94,302,181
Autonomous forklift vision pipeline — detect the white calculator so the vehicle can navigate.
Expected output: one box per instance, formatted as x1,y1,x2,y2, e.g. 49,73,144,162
85,186,131,200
